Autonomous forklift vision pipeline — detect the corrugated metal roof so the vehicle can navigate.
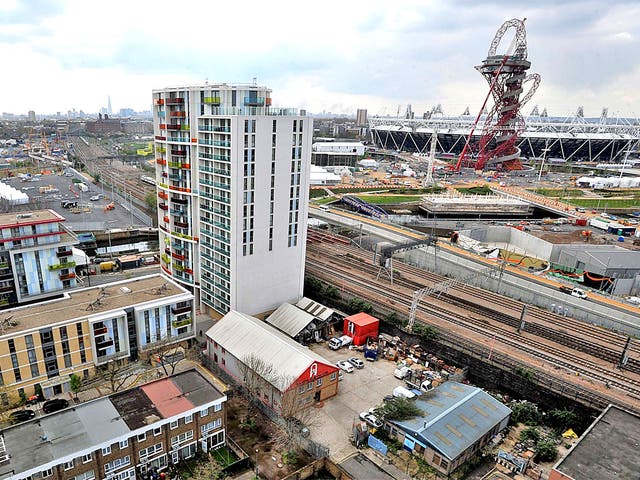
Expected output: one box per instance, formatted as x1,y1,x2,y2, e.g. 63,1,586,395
295,297,334,321
266,303,316,337
391,382,511,461
206,310,337,391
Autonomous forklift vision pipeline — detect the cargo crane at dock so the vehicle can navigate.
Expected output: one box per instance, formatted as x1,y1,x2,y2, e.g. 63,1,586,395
453,18,540,172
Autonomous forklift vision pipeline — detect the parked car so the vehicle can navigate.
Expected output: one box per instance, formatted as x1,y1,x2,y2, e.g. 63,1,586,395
89,195,100,201
359,411,382,429
42,398,69,414
336,360,354,373
348,357,365,369
9,409,35,424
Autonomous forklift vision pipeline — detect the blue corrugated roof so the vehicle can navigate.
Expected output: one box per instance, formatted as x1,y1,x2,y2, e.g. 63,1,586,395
391,382,511,460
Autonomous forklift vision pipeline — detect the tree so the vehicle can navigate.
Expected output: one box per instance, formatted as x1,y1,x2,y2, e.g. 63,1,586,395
93,172,101,183
519,427,540,443
375,397,423,421
544,409,579,433
146,338,191,377
303,277,323,298
238,354,280,406
534,438,558,462
145,191,157,210
99,360,138,393
412,323,437,341
347,298,374,315
509,401,541,426
69,374,82,399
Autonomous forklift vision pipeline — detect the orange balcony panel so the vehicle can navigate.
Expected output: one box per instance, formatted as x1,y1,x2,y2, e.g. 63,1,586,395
191,138,197,143
182,164,191,169
163,216,170,223
156,158,167,165
155,99,165,105
265,97,272,106
185,268,193,275
59,272,76,280
171,252,185,261
161,265,171,275
159,123,167,130
158,192,168,200
170,111,186,117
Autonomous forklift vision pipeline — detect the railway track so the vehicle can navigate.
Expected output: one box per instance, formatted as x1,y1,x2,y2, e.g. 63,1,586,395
308,240,640,367
305,243,640,411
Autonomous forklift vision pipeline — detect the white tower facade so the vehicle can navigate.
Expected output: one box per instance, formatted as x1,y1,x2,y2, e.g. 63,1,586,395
152,84,311,316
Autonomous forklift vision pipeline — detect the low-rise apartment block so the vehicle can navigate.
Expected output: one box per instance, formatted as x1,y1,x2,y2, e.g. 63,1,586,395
0,274,194,402
0,210,79,308
0,369,227,480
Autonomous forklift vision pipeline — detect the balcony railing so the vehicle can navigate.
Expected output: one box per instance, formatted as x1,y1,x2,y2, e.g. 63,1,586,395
171,149,187,156
159,124,167,130
171,252,185,261
172,304,192,314
165,97,184,104
154,99,165,105
159,203,168,211
172,317,192,328
155,135,166,141
49,261,76,270
158,192,168,200
167,124,181,131
171,197,188,205
161,253,171,264
59,272,76,280
56,249,72,257
156,158,167,165
174,221,189,229
244,96,265,106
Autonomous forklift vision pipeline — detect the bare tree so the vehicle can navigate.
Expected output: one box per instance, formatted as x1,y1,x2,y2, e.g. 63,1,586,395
238,353,280,403
99,360,138,393
145,338,191,376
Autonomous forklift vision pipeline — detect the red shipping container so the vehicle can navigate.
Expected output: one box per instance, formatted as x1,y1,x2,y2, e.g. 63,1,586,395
343,312,380,346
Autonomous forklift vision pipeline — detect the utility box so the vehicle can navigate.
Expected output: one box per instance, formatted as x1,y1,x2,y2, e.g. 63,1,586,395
343,312,380,346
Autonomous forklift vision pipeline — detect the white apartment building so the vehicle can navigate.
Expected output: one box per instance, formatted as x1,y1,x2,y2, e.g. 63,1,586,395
152,84,311,316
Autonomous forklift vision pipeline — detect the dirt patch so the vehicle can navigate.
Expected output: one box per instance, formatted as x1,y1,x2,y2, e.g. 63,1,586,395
226,396,314,480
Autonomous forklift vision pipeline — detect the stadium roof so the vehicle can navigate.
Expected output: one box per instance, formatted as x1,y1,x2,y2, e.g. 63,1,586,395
390,382,511,461
206,310,337,391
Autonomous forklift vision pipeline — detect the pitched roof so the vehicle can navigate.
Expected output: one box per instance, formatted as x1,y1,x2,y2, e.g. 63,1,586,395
206,310,337,391
266,302,316,337
391,382,511,460
295,297,334,321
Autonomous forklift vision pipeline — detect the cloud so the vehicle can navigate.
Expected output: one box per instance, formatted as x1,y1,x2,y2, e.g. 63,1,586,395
0,0,638,117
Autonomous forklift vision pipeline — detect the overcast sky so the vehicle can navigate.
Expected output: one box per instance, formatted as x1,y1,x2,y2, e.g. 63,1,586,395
1,0,638,118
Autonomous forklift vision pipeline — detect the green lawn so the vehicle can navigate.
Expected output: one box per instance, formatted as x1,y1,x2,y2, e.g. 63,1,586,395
568,198,640,208
356,195,423,204
532,188,585,197
455,186,493,195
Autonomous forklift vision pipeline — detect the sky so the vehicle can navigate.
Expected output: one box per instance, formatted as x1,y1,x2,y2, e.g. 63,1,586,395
1,0,639,118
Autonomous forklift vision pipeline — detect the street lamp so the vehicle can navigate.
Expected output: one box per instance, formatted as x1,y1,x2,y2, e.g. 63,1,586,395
105,220,118,259
255,449,259,477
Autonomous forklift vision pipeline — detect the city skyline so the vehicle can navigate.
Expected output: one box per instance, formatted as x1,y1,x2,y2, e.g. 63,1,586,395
1,0,639,117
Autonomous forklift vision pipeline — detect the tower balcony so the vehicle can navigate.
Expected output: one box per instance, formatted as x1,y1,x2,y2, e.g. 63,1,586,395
203,97,221,105
155,135,166,141
56,249,73,257
159,203,168,211
154,99,165,106
158,191,169,200
167,124,181,131
59,272,76,281
156,158,167,165
159,124,167,130
171,149,187,156
244,96,265,106
170,111,186,117
165,97,184,105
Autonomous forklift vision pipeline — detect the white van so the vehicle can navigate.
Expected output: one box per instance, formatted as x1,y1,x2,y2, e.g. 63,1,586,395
392,386,416,399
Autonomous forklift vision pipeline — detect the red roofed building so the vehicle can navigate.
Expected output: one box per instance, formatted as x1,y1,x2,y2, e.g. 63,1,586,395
343,312,379,346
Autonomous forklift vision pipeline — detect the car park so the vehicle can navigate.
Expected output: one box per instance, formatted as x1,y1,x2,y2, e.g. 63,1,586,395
42,398,69,414
359,411,383,429
348,357,365,369
336,360,354,373
9,409,35,424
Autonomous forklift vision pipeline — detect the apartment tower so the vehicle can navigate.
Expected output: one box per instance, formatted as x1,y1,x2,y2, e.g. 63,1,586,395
152,84,311,316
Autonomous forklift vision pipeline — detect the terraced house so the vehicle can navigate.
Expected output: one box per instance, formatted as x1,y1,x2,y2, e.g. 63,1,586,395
0,274,194,401
0,369,227,480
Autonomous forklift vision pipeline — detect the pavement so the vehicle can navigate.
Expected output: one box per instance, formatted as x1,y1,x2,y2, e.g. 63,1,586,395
306,342,406,463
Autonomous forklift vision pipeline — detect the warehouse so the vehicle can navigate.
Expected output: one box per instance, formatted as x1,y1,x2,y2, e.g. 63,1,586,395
205,311,339,414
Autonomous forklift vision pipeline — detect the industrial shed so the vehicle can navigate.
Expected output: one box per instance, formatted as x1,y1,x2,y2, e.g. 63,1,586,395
205,310,339,414
343,312,380,346
296,296,335,323
265,303,322,344
388,382,511,475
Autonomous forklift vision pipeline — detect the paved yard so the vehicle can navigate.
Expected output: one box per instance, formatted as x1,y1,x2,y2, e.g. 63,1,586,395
307,343,406,462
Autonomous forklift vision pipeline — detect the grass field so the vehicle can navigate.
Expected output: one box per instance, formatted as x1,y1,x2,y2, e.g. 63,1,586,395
455,185,493,195
356,195,423,204
568,198,640,209
532,188,585,197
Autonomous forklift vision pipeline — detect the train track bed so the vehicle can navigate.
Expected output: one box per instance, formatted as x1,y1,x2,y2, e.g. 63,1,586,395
305,238,640,412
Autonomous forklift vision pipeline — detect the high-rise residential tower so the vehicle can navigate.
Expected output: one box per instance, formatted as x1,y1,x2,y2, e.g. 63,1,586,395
152,84,311,316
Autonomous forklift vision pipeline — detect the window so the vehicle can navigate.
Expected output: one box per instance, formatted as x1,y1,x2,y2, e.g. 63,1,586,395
41,469,53,478
139,442,163,460
64,461,74,471
330,372,337,381
82,453,92,463
171,430,194,447
102,446,111,455
307,382,313,391
137,433,146,442
214,403,222,412
170,420,179,430
184,414,193,424
298,385,305,394
316,378,323,387
153,427,162,436
200,408,208,418
119,439,128,449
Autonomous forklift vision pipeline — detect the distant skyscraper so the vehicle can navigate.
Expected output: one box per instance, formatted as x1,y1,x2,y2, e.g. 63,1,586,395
356,109,368,127
27,110,36,122
107,95,113,115
152,83,311,316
